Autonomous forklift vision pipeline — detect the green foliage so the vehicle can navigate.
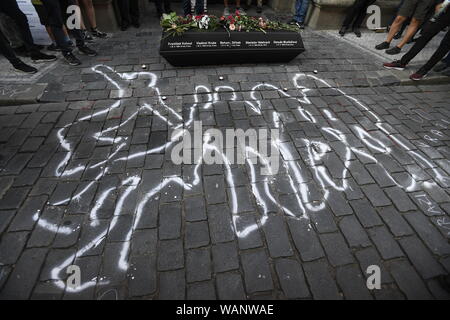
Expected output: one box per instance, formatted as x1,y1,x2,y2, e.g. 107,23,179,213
160,12,300,36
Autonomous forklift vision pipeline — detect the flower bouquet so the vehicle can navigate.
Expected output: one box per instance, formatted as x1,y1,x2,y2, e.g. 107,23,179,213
159,11,305,67
161,11,300,37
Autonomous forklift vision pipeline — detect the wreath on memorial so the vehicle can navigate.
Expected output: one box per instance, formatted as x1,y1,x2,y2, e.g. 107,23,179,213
161,11,300,37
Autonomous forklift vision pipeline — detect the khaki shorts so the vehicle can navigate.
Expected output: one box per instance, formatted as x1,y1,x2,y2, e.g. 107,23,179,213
398,0,435,20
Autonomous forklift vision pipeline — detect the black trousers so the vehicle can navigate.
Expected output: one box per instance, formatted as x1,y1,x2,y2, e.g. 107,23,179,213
183,0,205,15
154,0,172,15
0,29,20,65
118,0,140,25
342,0,377,29
39,0,85,54
0,0,37,53
401,9,450,74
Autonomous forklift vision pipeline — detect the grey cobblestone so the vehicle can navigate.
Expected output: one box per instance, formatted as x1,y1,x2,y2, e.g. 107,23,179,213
0,16,449,299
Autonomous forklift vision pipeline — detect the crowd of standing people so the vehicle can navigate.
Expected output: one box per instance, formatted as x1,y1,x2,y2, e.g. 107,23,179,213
0,0,449,82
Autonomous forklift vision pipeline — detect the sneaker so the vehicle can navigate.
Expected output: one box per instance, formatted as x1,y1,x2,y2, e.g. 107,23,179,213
375,41,390,50
78,45,98,57
353,28,361,37
12,61,38,74
383,60,406,71
82,30,94,42
63,52,82,66
386,46,401,55
91,28,108,39
224,6,230,16
289,19,298,25
236,7,246,15
410,72,426,81
298,22,305,29
30,51,57,63
434,62,449,72
47,43,61,52
339,26,347,36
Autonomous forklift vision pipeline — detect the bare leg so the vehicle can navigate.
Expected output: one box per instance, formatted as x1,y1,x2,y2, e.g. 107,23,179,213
386,16,408,43
80,0,97,29
45,26,55,41
396,18,421,48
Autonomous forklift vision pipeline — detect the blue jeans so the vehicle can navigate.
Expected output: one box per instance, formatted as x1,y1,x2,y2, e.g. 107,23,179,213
183,0,205,16
294,0,310,23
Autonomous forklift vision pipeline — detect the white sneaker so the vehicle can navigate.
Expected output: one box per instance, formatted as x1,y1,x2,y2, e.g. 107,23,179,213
236,7,247,15
224,7,230,16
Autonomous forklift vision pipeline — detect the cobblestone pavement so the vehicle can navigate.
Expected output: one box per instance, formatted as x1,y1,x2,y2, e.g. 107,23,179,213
0,12,449,300
323,29,446,68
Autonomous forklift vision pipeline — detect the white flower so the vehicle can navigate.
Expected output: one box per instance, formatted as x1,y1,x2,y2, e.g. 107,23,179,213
198,16,210,29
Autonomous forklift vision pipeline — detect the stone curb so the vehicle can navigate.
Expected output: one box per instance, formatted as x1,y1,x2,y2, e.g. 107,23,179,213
0,84,48,107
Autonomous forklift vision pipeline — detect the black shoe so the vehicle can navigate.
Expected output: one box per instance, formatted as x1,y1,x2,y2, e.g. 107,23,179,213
339,26,347,36
30,51,57,63
386,46,401,55
82,30,94,42
91,28,108,39
375,41,390,50
47,44,61,52
353,28,361,37
132,22,140,28
63,52,82,66
298,22,305,29
12,61,38,74
78,45,98,57
257,5,263,13
121,23,129,31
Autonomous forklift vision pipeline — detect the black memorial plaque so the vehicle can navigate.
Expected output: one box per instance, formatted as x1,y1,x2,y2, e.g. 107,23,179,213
160,30,305,66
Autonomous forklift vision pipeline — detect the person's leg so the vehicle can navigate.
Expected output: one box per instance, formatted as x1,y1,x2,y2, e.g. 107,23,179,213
416,30,450,75
298,0,310,24
352,0,377,30
0,30,37,73
79,0,107,37
0,29,20,64
154,0,163,16
376,15,408,48
224,0,231,15
195,0,205,15
443,53,450,65
79,0,96,28
183,0,191,15
399,10,449,66
395,17,421,49
130,0,140,27
341,0,366,28
164,0,172,13
0,0,37,53
117,0,131,28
